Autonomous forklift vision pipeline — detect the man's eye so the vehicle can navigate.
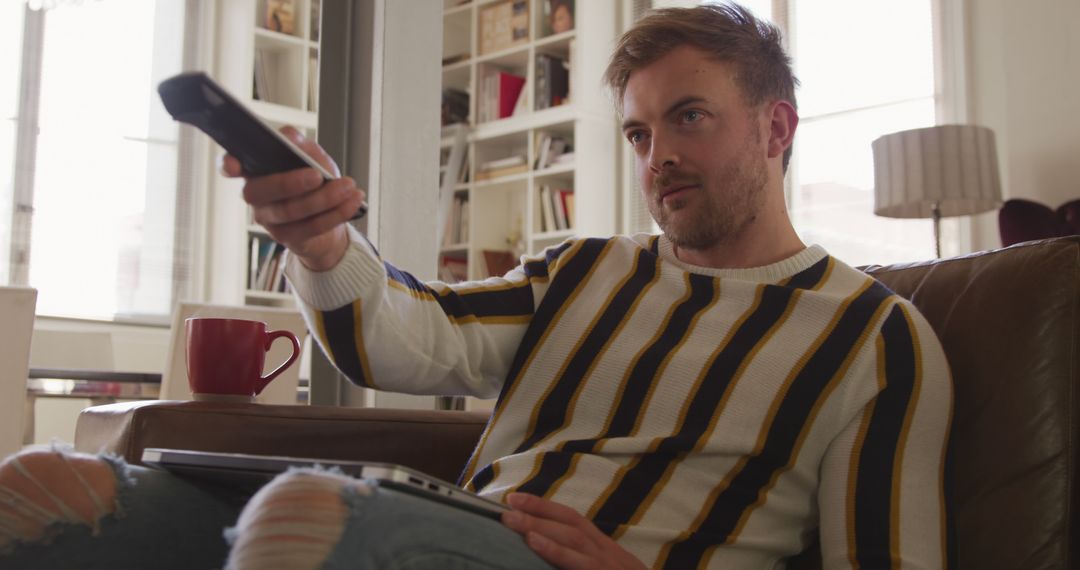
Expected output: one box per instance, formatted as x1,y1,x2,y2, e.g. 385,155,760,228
682,110,703,123
627,131,645,145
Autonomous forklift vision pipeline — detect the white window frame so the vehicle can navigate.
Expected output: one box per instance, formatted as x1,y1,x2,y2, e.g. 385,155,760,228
4,0,215,325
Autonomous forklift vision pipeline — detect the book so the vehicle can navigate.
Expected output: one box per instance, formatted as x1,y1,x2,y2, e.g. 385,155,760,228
253,50,269,101
480,155,526,171
539,185,556,232
535,54,569,109
483,250,517,277
440,256,468,283
308,52,319,112
498,72,526,119
249,237,261,289
441,88,470,126
475,163,528,181
562,191,575,228
552,188,568,230
309,0,321,42
512,78,529,116
535,133,551,170
556,189,574,230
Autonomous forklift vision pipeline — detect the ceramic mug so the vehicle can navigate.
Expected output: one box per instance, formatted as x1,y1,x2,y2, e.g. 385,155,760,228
185,317,301,402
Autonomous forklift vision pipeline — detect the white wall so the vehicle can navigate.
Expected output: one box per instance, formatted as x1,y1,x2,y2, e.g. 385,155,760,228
965,0,1080,249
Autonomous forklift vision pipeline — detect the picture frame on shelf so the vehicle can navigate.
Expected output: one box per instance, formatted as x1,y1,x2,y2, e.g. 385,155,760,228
541,0,574,37
479,0,530,55
265,0,297,35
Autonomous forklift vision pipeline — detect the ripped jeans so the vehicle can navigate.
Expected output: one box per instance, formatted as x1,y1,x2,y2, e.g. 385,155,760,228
0,446,554,570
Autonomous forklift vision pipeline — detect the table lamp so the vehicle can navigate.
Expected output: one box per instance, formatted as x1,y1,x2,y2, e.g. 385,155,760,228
872,124,1003,257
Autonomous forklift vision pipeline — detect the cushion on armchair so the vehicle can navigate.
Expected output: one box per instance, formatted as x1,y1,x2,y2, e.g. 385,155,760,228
998,198,1080,246
75,400,489,483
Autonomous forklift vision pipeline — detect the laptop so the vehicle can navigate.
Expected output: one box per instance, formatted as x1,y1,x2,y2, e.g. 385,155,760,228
141,448,507,520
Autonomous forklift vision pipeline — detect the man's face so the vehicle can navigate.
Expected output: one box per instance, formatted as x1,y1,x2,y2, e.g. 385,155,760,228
621,46,770,251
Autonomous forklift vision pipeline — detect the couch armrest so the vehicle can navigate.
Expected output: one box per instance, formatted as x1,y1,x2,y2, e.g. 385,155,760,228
75,400,489,483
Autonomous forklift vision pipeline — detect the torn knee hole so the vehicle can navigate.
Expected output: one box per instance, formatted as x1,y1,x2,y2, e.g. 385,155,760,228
226,470,370,570
0,448,120,547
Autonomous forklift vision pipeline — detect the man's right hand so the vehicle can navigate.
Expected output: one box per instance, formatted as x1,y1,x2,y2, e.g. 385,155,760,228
222,126,367,272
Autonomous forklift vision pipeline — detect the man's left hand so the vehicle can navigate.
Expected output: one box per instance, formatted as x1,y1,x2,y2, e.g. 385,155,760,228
501,492,647,570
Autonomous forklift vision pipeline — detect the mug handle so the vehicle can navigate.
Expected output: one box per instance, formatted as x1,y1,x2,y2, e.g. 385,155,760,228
255,329,302,395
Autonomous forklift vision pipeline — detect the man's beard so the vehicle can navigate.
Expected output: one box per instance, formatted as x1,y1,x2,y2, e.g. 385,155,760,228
647,142,768,252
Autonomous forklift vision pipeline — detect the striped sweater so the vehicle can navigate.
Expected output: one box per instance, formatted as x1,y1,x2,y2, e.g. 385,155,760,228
285,227,953,569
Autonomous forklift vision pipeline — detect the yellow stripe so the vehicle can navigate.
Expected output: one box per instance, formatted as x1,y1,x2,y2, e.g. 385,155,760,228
312,310,333,361
938,364,954,570
726,282,892,545
589,272,696,458
653,284,815,564
619,261,833,527
891,305,924,569
351,301,376,390
815,257,836,292
630,278,722,439
460,239,606,485
585,455,647,520
846,335,888,568
541,252,664,504
508,247,657,494
543,451,585,501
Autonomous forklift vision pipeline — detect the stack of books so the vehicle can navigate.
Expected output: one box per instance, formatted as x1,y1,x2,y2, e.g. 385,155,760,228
538,185,574,232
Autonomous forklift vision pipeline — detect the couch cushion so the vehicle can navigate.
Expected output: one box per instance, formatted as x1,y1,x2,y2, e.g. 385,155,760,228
862,236,1079,569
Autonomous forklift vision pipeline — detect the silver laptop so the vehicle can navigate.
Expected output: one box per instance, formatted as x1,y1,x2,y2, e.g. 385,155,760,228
141,448,507,519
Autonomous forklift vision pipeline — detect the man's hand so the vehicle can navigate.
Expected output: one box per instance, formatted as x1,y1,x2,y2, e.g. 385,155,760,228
502,492,647,570
221,126,366,271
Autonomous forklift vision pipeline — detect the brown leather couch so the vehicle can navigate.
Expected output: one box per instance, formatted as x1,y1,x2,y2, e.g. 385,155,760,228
76,236,1080,569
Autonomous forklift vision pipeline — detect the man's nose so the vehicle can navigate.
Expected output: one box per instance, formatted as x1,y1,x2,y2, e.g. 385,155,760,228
648,137,680,174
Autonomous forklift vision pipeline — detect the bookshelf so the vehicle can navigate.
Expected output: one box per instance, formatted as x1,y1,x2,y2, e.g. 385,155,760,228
438,0,618,283
216,0,322,307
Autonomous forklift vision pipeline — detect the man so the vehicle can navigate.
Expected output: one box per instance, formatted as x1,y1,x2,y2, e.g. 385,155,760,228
228,2,952,567
0,4,950,569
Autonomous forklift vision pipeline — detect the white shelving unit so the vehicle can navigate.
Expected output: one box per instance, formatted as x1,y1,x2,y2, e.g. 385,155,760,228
438,0,618,282
215,0,322,308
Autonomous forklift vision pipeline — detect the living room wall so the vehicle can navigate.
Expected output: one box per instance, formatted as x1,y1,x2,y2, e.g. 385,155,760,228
966,0,1080,249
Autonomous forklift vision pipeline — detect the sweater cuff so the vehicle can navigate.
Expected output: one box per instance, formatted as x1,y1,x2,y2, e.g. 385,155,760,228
285,225,384,310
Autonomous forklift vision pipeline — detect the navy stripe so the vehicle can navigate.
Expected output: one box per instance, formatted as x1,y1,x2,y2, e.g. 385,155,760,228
944,416,957,569
854,305,916,568
320,304,371,387
386,262,535,321
649,236,660,255
511,251,665,496
469,238,610,493
663,282,893,569
786,256,830,290
513,247,659,455
545,261,830,525
593,282,798,528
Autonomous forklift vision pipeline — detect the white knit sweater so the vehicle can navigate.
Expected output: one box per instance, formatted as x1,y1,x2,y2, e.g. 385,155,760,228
285,227,953,569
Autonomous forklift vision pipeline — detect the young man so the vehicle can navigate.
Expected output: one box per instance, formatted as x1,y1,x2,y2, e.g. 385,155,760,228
0,4,951,569
229,2,952,567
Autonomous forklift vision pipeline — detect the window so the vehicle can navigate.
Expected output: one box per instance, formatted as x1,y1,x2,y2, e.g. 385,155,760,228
627,0,947,266
1,0,196,322
785,1,938,265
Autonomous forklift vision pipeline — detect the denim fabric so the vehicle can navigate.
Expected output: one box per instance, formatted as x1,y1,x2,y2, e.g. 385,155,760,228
320,483,555,570
0,464,245,570
1,463,555,570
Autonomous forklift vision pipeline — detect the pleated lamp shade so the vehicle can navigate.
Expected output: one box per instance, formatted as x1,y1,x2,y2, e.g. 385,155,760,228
872,124,1003,219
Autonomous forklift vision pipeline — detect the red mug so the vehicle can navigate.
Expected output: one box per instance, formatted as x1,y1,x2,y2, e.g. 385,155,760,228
185,317,301,402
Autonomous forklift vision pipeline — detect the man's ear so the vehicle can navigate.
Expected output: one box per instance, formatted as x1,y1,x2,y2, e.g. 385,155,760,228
766,100,798,160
